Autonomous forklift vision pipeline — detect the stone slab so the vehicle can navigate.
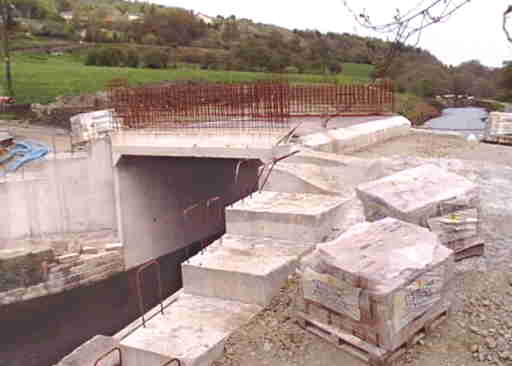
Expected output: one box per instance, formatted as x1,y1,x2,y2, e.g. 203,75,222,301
299,218,454,351
182,234,313,306
226,191,350,243
297,116,411,154
120,293,261,366
427,208,479,244
356,164,479,227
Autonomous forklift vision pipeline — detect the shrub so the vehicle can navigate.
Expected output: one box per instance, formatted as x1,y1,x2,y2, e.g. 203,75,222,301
143,50,170,69
284,66,299,74
85,48,126,67
125,48,140,68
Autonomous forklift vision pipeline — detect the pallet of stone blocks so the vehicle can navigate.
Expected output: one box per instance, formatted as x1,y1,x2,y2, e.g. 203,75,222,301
296,218,455,365
427,208,484,261
356,164,479,227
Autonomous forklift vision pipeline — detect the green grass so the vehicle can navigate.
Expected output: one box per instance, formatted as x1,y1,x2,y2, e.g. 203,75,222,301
2,53,373,104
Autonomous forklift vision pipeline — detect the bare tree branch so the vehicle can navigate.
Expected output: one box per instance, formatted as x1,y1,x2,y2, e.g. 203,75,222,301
342,0,472,77
504,5,512,45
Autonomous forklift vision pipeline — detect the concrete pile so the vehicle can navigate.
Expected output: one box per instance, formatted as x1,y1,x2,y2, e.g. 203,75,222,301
297,218,455,364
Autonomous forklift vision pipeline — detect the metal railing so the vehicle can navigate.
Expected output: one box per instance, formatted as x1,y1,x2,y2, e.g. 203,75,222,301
135,259,165,328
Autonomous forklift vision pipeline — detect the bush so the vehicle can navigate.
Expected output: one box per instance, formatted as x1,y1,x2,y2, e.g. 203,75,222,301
125,48,140,68
143,50,170,69
284,66,299,74
85,48,129,67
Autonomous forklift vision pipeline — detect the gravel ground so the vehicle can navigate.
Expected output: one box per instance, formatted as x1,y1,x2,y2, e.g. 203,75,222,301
214,134,512,366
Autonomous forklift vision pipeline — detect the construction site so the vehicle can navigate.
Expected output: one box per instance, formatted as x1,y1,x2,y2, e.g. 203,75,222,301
1,80,512,366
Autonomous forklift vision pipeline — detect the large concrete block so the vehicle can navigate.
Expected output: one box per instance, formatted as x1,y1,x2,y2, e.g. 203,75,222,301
120,293,260,366
226,191,350,243
356,164,479,227
182,235,313,306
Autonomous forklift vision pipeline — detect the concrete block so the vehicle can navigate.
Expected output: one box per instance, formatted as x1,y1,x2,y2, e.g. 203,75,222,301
57,253,80,264
120,293,260,366
105,243,123,252
298,116,411,154
356,164,479,227
182,235,313,306
81,246,99,255
226,191,350,243
56,335,119,366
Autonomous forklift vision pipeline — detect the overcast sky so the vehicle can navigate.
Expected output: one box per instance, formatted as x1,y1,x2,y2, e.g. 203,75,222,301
152,0,512,68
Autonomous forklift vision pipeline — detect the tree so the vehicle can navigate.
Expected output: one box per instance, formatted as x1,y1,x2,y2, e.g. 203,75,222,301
342,0,472,77
0,0,14,96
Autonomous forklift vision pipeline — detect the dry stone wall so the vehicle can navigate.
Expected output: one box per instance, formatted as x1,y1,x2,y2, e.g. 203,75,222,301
0,240,124,306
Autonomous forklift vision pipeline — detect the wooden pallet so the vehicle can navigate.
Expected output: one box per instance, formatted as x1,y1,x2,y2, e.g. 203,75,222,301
296,307,449,366
453,242,484,262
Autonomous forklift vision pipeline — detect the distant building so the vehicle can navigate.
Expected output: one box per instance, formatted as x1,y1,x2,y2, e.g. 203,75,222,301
195,12,214,24
60,11,73,22
128,13,142,21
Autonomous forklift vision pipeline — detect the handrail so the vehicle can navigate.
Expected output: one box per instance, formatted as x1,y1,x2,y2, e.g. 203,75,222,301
94,347,122,366
161,358,182,366
136,259,164,327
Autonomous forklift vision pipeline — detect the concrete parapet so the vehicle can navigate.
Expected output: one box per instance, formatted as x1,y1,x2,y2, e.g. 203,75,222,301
297,116,411,154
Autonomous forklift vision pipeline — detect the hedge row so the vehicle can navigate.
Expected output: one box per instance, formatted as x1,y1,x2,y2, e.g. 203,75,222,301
85,47,172,69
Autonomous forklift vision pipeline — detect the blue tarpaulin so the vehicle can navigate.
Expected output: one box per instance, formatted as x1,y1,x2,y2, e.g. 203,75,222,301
0,140,50,173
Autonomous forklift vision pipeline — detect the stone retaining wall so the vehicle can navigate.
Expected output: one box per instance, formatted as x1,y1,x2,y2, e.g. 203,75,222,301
0,243,124,306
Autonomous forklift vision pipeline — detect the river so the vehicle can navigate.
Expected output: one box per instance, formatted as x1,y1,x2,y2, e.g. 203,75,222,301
424,107,488,137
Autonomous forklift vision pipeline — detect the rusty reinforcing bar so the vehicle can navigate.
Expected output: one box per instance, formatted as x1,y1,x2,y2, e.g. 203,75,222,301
135,259,165,328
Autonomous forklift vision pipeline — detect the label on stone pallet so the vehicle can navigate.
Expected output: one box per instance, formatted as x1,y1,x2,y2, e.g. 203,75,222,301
303,268,361,321
394,265,445,331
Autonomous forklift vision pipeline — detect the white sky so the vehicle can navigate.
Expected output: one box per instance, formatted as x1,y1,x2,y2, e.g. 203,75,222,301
152,0,512,68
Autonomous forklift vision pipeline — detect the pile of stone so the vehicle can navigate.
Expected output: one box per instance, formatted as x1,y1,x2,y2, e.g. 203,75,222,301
356,164,483,260
427,208,484,261
297,218,455,364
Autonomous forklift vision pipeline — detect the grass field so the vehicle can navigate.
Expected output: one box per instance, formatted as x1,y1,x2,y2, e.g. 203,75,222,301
2,53,374,104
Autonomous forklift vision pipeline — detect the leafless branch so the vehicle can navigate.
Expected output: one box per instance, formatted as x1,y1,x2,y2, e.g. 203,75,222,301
504,5,512,45
342,0,472,76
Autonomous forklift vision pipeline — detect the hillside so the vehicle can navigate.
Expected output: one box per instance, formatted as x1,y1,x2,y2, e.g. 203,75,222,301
6,53,373,104
4,0,509,102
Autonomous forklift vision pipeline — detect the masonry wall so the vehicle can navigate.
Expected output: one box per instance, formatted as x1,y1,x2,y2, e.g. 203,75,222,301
0,140,117,248
115,156,259,269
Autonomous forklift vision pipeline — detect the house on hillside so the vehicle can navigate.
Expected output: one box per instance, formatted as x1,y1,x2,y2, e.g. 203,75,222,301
60,11,73,22
128,13,143,21
196,12,214,24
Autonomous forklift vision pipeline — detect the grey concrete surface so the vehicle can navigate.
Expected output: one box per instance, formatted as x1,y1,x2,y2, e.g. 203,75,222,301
182,235,313,306
120,293,261,366
225,191,350,243
110,131,298,162
115,156,260,269
0,139,117,247
296,116,411,154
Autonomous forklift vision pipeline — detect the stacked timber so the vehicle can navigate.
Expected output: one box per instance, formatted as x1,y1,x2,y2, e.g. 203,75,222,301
356,164,479,227
296,218,455,365
427,208,484,261
483,112,512,145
